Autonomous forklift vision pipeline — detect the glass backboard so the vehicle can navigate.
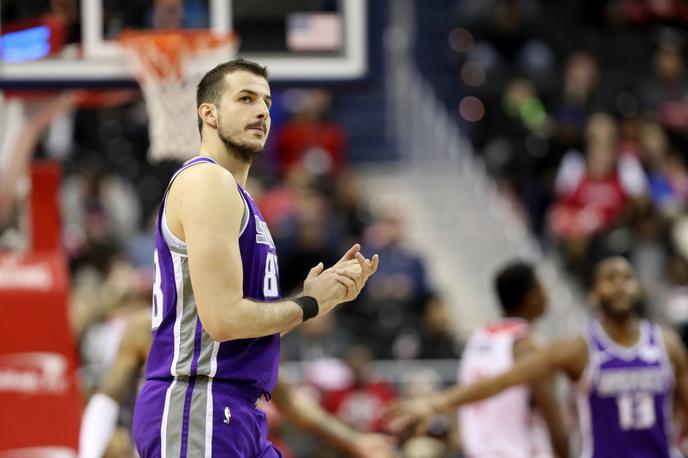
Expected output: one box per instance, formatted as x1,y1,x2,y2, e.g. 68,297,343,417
0,0,367,86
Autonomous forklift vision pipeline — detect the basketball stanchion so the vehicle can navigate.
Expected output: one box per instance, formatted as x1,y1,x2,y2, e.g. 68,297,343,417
0,163,83,456
0,91,76,236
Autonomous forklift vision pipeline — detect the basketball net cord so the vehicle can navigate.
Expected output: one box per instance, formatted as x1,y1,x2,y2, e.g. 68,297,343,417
120,32,235,162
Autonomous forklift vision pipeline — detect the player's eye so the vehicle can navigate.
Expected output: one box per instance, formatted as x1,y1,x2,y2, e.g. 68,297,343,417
240,96,251,103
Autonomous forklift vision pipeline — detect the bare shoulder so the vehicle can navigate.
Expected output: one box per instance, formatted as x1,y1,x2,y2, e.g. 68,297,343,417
661,326,683,349
168,162,239,205
660,326,687,368
560,334,588,353
513,333,538,359
166,162,244,240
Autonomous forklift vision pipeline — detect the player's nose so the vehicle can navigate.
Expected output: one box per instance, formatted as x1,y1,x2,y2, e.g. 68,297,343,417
256,101,270,119
256,108,270,123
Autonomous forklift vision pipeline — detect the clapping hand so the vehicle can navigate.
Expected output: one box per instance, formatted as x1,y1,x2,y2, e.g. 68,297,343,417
303,244,379,315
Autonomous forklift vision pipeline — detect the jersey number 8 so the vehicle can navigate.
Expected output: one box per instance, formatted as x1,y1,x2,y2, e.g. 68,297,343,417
152,250,164,330
264,252,279,299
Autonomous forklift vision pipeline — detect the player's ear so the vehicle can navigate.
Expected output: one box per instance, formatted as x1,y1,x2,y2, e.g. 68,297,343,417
198,103,218,129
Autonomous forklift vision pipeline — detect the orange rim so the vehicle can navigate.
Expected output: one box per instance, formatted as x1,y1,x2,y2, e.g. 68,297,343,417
118,30,238,80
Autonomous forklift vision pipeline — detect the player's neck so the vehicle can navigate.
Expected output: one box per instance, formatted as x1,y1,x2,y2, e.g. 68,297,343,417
199,142,251,187
600,314,640,348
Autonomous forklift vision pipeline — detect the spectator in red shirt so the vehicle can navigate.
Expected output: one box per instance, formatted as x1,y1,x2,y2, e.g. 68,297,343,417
276,88,346,177
323,346,397,433
548,112,648,267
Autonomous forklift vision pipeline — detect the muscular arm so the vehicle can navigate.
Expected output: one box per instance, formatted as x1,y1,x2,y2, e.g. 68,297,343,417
272,377,395,458
436,336,586,411
388,335,587,432
663,328,688,419
99,311,151,402
514,336,569,458
79,310,151,458
168,165,366,341
272,377,358,451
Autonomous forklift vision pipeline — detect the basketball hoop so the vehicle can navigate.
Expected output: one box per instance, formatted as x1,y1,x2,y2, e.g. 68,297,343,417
118,30,238,162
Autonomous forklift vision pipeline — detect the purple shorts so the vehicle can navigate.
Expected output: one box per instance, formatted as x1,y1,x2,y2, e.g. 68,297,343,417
132,379,281,457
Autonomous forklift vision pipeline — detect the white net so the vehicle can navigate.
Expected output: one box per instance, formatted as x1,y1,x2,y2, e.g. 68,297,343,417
120,32,236,162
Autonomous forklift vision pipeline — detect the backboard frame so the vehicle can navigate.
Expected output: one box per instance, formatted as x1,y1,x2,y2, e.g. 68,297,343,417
0,0,368,87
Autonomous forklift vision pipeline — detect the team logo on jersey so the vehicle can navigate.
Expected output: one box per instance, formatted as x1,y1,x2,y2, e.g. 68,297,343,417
223,406,232,424
255,216,276,248
639,345,661,363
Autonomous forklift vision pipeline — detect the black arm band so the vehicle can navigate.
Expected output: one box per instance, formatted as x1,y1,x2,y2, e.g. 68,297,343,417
293,296,319,321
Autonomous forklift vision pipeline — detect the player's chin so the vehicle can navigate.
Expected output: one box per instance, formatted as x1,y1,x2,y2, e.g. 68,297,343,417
608,302,635,319
244,134,267,149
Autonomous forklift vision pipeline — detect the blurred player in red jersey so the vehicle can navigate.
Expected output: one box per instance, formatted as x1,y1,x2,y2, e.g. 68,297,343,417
456,261,568,458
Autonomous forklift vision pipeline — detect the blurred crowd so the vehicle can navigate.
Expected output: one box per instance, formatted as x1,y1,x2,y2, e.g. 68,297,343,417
451,0,688,341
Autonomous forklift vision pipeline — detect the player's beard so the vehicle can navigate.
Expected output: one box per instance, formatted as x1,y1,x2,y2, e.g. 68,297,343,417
598,296,639,322
217,118,264,163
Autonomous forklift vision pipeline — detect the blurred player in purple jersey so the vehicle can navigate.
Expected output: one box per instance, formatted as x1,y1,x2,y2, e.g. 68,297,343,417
390,257,688,458
132,58,379,457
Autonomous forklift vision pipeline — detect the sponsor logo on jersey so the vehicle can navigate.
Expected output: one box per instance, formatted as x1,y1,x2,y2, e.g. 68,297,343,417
638,345,661,363
597,367,667,395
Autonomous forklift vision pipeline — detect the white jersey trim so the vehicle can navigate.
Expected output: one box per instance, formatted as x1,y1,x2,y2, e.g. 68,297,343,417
161,205,187,253
238,190,250,237
204,378,214,458
593,320,649,361
204,340,220,458
170,254,184,376
160,379,177,458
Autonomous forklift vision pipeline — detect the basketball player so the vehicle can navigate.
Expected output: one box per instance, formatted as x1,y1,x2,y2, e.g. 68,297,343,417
390,257,688,457
456,261,568,457
132,59,379,457
79,309,396,458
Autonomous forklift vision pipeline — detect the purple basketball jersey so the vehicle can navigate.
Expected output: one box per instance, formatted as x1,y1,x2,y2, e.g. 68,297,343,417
145,156,281,393
577,320,680,458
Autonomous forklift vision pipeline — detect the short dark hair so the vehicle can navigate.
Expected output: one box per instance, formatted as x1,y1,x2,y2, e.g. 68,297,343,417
196,58,268,134
494,261,537,314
